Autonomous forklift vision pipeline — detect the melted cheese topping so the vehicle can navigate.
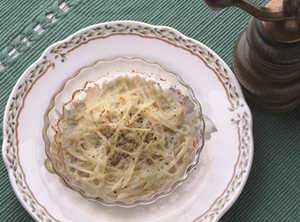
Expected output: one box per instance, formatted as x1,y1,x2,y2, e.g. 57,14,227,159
54,75,193,201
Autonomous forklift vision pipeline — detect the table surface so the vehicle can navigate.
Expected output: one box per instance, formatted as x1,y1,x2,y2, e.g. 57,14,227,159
1,0,299,221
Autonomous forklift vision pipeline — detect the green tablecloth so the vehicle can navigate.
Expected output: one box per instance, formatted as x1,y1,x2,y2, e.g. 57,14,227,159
1,0,299,221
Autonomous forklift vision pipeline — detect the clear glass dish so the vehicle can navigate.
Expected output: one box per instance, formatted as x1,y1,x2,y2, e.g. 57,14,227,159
42,56,205,207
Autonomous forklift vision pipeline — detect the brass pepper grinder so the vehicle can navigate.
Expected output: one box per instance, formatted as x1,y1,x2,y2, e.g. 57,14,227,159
203,0,300,112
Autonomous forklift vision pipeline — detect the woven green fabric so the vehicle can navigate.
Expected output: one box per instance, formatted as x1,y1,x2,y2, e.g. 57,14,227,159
1,0,299,221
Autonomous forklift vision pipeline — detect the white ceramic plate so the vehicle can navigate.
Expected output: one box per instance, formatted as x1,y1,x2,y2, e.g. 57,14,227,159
2,21,253,222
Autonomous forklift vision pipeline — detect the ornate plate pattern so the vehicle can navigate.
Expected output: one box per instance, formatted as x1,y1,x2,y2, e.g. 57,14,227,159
2,21,253,222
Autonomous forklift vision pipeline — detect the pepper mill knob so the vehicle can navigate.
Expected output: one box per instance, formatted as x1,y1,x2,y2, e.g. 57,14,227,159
203,0,300,112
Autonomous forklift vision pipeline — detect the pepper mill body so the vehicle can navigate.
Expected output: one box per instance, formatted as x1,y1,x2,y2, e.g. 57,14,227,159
232,13,300,112
204,0,300,112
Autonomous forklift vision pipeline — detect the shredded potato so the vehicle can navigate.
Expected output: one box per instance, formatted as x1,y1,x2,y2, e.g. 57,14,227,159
54,75,194,201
